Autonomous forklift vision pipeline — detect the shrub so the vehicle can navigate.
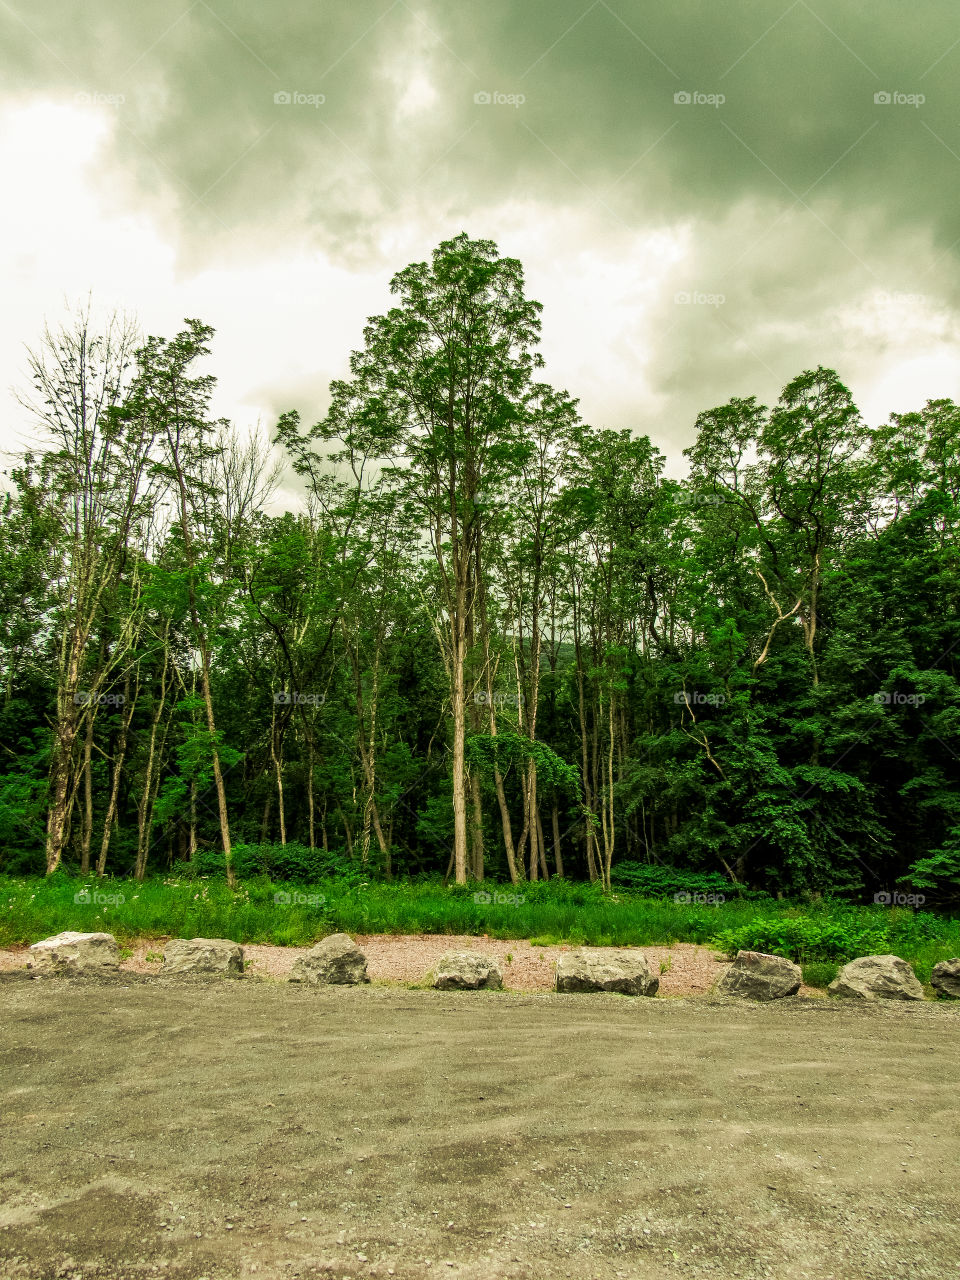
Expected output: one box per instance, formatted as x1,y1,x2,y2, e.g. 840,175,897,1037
713,906,956,964
801,961,838,989
191,843,361,884
609,862,769,900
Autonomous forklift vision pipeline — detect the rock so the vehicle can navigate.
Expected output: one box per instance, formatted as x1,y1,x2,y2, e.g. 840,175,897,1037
27,931,119,975
433,951,503,990
162,937,244,976
290,933,369,985
555,948,658,996
930,958,960,999
828,954,924,1001
715,950,802,1001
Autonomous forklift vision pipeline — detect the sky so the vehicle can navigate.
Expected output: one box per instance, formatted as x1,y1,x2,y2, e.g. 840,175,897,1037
2,0,959,501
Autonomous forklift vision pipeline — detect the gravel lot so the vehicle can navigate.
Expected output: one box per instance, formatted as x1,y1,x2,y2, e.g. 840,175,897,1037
1,976,959,1280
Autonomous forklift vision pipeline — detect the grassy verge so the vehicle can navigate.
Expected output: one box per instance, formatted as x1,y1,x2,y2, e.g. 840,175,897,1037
1,875,958,981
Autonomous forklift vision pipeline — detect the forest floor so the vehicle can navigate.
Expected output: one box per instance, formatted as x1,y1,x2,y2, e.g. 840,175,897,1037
0,936,822,998
1,977,959,1280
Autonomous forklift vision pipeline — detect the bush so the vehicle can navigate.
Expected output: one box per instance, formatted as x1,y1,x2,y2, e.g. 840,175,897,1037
609,862,769,900
191,843,362,884
801,961,838,989
713,906,956,965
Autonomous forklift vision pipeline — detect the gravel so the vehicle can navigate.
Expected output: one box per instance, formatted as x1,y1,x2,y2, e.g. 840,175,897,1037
0,932,827,995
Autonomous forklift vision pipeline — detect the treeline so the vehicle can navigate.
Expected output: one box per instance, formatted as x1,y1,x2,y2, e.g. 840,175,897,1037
1,234,958,898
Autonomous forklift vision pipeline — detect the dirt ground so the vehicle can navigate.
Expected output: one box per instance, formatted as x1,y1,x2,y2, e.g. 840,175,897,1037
1,976,959,1280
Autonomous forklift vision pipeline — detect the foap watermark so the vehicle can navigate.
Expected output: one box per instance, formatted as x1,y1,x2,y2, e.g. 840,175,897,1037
674,90,725,108
674,891,725,904
274,691,326,706
877,291,927,306
475,690,521,708
474,489,507,508
74,888,126,906
273,891,326,906
675,290,725,307
274,90,325,107
874,890,925,907
73,691,125,707
674,691,726,707
676,489,723,507
873,691,925,707
75,91,125,107
474,90,525,107
474,890,526,906
874,90,924,107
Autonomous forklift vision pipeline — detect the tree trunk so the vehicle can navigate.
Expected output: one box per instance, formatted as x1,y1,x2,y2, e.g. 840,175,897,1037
469,771,484,881
551,802,564,878
270,704,287,846
450,620,469,883
97,676,134,876
307,738,316,850
80,712,94,874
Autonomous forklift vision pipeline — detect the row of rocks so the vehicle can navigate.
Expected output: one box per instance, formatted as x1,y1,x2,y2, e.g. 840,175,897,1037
23,931,960,1000
25,931,246,976
720,949,960,1001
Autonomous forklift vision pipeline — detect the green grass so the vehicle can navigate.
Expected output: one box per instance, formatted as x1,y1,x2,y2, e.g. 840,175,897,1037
801,961,839,989
1,874,958,980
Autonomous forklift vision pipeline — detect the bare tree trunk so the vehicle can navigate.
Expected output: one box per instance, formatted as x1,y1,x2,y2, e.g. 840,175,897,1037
307,738,316,850
573,631,599,882
135,654,171,880
526,762,540,881
450,619,469,883
270,703,287,846
551,802,564,877
469,772,484,881
600,695,616,889
97,673,134,876
45,651,83,874
198,647,234,885
80,712,94,874
535,806,549,880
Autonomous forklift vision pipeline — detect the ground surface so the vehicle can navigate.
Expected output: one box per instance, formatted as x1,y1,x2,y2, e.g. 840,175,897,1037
1,976,959,1280
1,936,816,999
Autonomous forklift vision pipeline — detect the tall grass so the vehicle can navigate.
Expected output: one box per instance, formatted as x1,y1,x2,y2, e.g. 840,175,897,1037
1,875,958,980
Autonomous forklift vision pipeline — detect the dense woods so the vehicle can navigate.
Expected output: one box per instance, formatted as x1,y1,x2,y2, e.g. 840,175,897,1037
2,234,958,899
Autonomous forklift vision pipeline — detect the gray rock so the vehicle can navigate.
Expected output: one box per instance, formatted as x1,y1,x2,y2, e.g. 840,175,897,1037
930,958,960,999
27,931,119,975
555,948,658,996
433,950,503,990
715,950,802,1001
162,937,244,976
829,954,924,1001
290,933,369,985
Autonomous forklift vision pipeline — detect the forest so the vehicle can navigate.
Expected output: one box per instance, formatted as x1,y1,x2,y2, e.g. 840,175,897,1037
1,233,958,902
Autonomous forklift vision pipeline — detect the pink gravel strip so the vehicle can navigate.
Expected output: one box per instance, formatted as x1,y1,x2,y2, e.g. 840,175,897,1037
0,935,734,995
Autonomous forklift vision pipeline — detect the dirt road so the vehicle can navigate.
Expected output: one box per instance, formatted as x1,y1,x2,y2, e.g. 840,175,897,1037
1,975,959,1279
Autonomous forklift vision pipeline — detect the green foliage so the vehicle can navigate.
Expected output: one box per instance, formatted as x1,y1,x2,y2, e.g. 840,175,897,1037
3,252,960,901
191,842,361,884
801,961,839,989
609,862,769,900
902,827,960,900
465,731,580,793
713,904,959,980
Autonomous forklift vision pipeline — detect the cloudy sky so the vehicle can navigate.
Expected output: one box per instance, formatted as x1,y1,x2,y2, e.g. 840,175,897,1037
2,0,959,496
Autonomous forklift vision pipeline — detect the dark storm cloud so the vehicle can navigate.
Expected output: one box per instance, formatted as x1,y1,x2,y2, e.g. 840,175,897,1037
3,0,958,256
2,0,958,446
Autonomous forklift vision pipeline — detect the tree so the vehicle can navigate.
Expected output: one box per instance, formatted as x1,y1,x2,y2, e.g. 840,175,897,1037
279,234,563,883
